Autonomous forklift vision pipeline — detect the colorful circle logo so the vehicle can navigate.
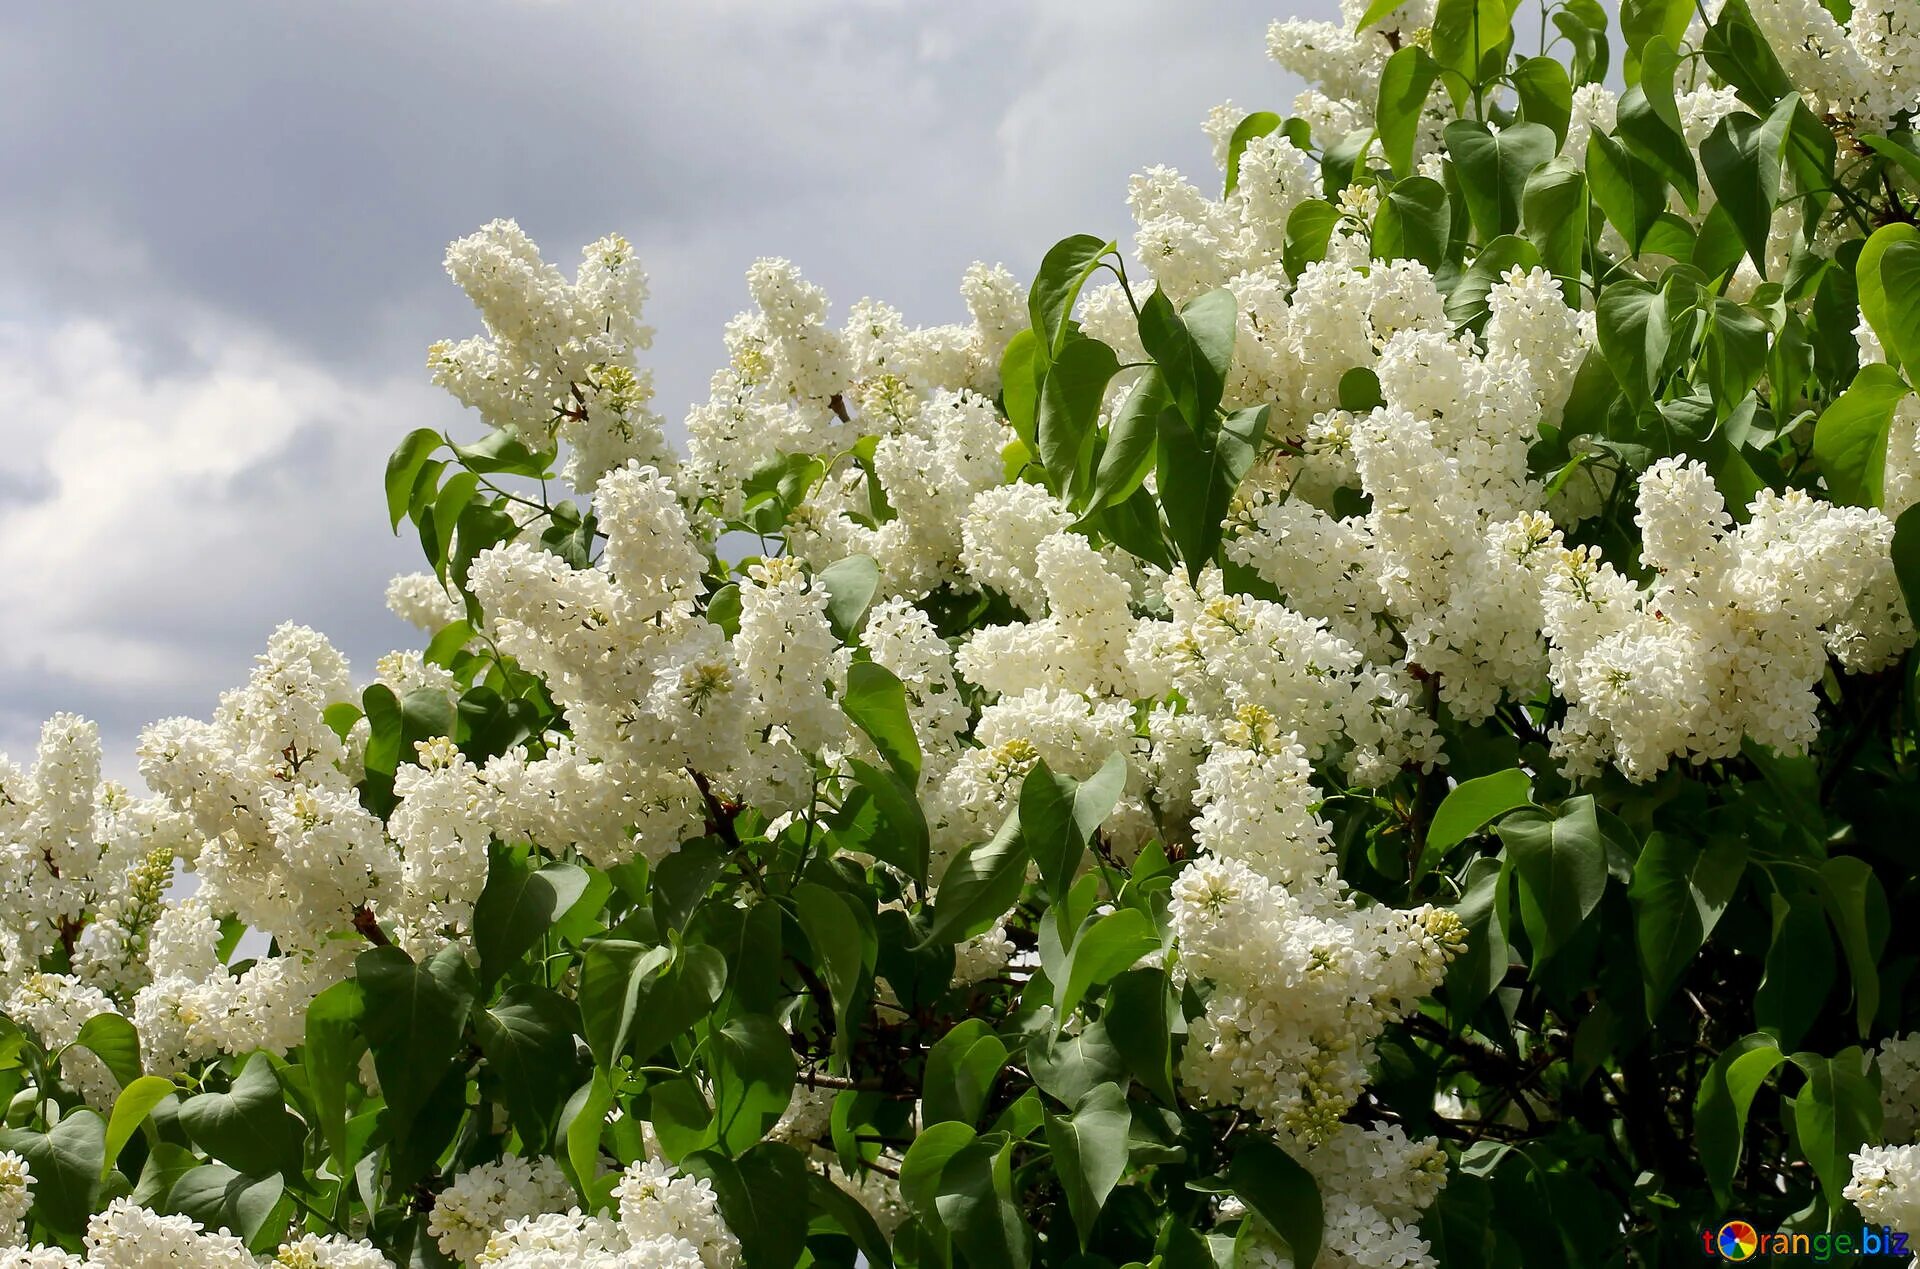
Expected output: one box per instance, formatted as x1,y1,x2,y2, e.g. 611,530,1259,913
1717,1221,1761,1260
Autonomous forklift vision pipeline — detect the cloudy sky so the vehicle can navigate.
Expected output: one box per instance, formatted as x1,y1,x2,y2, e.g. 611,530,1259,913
0,0,1328,778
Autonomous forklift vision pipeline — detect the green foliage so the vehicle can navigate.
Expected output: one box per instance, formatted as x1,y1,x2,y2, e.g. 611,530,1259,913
10,6,1920,1266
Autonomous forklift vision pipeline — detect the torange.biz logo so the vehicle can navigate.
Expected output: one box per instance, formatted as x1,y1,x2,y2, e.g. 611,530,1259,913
1704,1219,1910,1260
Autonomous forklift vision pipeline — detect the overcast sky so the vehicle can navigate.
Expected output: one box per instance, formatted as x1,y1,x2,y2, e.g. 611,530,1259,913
0,0,1329,778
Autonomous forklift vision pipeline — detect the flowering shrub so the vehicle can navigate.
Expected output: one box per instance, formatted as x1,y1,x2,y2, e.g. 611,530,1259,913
4,1,1920,1265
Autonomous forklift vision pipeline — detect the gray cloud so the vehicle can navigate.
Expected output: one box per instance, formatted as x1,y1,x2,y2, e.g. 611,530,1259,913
0,0,1331,778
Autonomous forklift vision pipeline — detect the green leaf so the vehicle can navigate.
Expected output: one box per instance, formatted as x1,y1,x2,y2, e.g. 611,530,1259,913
422,618,472,666
1817,856,1889,1037
1892,503,1920,623
1028,1021,1126,1107
713,898,781,1019
651,841,723,937
1156,404,1269,581
1755,889,1836,1051
452,426,551,476
1099,484,1175,574
647,1078,713,1163
1788,1048,1882,1215
1445,857,1511,1028
936,1138,1031,1269
1743,738,1825,841
130,1141,199,1211
399,685,457,751
1420,768,1533,877
628,944,728,1069
102,1075,177,1182
1227,1136,1322,1268
1151,1215,1218,1269
1339,367,1386,413
1000,330,1044,445
0,1111,105,1235
1319,128,1376,200
1806,261,1856,375
741,452,825,532
177,1052,302,1179
1862,133,1920,187
1104,968,1180,1106
1596,279,1670,409
1554,0,1612,85
1445,234,1541,332
1872,240,1920,375
1587,130,1667,252
1859,225,1920,374
793,882,875,1064
1445,120,1556,242
816,553,881,642
846,757,931,888
473,847,592,989
1700,111,1776,274
1044,1082,1131,1248
1629,831,1747,1019
843,660,923,784
1768,93,1835,213
1087,368,1171,511
321,700,363,742
1376,46,1439,177
1696,1034,1785,1208
578,938,674,1066
1690,203,1747,284
1373,176,1452,271
923,1019,1009,1128
385,428,443,531
539,502,597,569
302,978,365,1173
1355,0,1416,30
554,863,612,938
1431,0,1514,108
899,1120,977,1218
989,1088,1044,1143
451,498,517,597
1640,212,1697,261
475,983,584,1150
1617,71,1698,209
1018,752,1127,903
360,684,403,779
406,457,446,534
707,1015,796,1155
1030,235,1116,357
1037,334,1121,501
167,1163,285,1248
1284,200,1343,277
1497,797,1609,963
1054,908,1160,1020
1702,298,1771,419
1813,362,1912,507
808,1170,896,1268
1223,111,1282,196
923,809,1029,946
72,1013,142,1089
1702,0,1792,110
355,944,477,1135
1620,0,1691,80
426,469,479,584
1138,288,1236,427
560,1069,616,1200
686,1144,813,1269
1512,56,1573,148
1521,160,1587,304
706,582,742,639
455,685,541,765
